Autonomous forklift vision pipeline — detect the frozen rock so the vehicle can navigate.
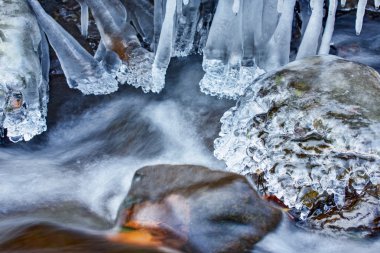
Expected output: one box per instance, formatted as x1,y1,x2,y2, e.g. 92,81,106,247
215,55,380,235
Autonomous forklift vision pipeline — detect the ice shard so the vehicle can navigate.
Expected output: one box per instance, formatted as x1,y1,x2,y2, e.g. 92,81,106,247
296,0,324,60
27,0,118,95
83,0,158,93
0,0,49,142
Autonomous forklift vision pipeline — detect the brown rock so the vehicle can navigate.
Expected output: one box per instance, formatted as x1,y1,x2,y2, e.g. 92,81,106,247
118,164,282,253
0,221,175,253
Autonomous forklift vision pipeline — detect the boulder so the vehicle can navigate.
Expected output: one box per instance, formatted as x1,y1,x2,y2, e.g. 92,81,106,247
116,164,282,253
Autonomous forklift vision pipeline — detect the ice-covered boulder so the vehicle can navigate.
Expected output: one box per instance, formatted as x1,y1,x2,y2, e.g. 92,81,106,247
215,55,380,235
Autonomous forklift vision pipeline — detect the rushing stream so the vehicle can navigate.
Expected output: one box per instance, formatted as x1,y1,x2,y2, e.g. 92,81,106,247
0,1,379,252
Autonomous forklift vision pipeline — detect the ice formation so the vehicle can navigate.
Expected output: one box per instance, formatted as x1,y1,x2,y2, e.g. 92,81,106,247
28,0,118,95
214,56,380,227
199,0,378,98
2,0,379,141
25,0,380,99
0,0,49,142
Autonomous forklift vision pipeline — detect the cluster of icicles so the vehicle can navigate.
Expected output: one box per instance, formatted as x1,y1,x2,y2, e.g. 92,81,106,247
26,0,378,99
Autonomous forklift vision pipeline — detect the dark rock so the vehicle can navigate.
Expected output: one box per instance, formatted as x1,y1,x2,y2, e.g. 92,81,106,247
118,164,282,253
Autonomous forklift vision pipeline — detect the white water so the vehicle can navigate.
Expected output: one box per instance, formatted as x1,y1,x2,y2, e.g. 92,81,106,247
255,219,380,253
0,56,228,228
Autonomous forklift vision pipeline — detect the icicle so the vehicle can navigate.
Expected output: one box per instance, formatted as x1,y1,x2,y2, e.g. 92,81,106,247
183,0,189,5
356,0,368,35
296,0,324,60
319,0,337,55
83,0,157,92
242,0,263,62
173,0,201,56
82,0,128,52
94,40,106,62
232,0,240,14
277,0,284,13
341,0,346,7
376,0,380,9
264,0,296,70
124,0,154,46
79,1,89,38
153,0,165,52
38,31,50,83
200,0,265,99
260,0,281,44
177,0,183,15
298,0,312,36
26,0,118,95
152,0,177,90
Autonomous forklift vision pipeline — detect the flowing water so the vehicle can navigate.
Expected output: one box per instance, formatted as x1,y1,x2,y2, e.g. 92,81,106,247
0,5,379,253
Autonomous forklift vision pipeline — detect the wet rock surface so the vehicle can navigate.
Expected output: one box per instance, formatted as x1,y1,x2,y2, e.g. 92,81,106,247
118,164,282,253
0,221,173,253
215,55,380,236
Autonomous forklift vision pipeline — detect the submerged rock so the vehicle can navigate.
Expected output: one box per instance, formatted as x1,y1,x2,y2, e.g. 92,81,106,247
215,55,380,236
117,164,282,253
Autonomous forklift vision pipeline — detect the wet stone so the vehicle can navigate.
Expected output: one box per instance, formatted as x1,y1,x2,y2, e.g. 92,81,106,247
215,55,380,236
0,221,173,253
117,164,282,253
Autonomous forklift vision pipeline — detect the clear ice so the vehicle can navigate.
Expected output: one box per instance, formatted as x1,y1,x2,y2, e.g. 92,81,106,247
0,0,49,142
